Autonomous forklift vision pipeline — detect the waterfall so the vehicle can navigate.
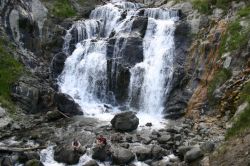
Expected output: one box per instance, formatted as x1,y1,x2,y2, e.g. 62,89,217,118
58,0,178,120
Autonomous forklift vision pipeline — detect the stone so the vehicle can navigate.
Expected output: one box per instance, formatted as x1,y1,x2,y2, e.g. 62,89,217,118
54,145,86,165
201,141,215,153
83,160,99,166
223,56,232,69
111,133,123,143
132,145,152,161
151,145,164,160
111,147,135,165
1,157,13,166
145,122,152,127
126,135,133,143
54,92,83,116
46,110,63,121
173,2,193,15
184,147,204,162
18,151,40,163
111,111,139,132
177,146,193,158
157,134,171,144
0,106,6,118
24,159,44,166
92,146,110,162
212,8,224,20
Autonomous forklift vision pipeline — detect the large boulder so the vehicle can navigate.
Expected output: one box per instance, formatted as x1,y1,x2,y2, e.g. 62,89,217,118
111,147,135,164
51,52,67,78
111,111,139,132
131,145,152,161
184,147,204,162
24,159,44,166
54,93,83,116
18,152,40,163
1,157,13,166
83,160,99,166
54,144,86,165
92,146,110,162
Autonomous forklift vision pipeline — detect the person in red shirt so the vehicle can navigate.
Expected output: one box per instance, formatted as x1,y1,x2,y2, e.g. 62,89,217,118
72,138,81,151
96,135,107,146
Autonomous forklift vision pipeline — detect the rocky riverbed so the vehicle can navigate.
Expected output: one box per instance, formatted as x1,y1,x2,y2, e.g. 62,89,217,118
0,110,225,166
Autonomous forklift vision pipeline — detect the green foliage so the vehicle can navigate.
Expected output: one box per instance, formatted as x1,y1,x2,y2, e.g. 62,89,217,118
226,81,250,139
0,38,24,109
238,81,250,104
238,6,250,18
51,0,76,18
208,68,232,105
220,6,250,56
192,0,211,14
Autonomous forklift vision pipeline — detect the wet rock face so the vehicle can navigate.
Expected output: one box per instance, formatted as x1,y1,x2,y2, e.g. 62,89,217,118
54,93,83,116
51,52,67,78
164,20,192,119
111,111,139,132
11,82,39,113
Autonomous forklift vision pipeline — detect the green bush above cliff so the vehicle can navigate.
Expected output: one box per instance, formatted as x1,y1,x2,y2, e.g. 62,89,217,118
191,0,249,14
48,0,76,18
220,5,250,55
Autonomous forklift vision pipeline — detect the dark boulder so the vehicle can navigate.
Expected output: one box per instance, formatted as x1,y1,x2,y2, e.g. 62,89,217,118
18,152,40,163
92,146,111,162
51,52,67,78
201,141,215,153
46,110,63,121
184,147,204,162
111,111,139,132
54,145,86,165
111,147,135,164
1,157,13,166
54,93,83,116
132,146,152,161
83,160,99,166
24,159,44,166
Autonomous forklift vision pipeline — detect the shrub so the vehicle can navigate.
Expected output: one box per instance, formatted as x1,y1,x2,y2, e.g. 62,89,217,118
0,38,24,109
220,6,250,56
51,0,76,18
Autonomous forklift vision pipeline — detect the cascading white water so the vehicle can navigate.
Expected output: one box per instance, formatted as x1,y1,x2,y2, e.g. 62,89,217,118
129,9,177,116
58,0,178,124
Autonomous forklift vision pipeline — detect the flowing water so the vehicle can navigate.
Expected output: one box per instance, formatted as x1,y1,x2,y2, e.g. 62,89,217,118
45,1,179,165
58,0,178,127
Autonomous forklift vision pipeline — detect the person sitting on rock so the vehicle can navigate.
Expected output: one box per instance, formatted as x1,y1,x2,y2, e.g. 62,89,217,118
72,138,81,151
96,135,107,147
